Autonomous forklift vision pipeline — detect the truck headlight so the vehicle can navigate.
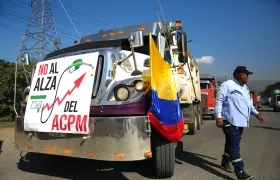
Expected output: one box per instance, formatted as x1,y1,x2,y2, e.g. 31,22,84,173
114,86,129,101
135,81,144,91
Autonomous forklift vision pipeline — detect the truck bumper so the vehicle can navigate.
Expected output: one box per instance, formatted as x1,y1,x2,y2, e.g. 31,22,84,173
14,115,151,161
202,107,215,116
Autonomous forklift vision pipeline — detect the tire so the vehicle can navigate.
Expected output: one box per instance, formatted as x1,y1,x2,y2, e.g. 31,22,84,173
210,114,216,120
188,114,197,135
151,130,175,178
197,113,201,130
199,106,203,125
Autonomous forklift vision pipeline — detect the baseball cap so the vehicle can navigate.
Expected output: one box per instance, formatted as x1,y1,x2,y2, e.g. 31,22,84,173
233,66,253,75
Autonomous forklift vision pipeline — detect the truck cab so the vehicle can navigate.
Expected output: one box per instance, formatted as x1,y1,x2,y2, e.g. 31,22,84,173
200,74,216,119
270,89,280,111
14,20,202,178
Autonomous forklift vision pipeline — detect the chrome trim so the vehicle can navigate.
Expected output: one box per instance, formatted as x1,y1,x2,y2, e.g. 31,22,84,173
14,116,151,161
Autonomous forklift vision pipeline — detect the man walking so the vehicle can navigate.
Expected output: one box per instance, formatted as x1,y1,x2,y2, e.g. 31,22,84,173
214,66,264,180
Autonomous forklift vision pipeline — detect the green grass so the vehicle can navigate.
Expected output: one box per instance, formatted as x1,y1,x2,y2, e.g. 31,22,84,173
0,122,15,128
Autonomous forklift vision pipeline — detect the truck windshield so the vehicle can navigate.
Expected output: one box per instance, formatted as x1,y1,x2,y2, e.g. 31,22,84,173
200,83,209,89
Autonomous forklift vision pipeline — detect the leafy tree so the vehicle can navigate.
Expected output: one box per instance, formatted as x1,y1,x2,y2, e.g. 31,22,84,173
0,59,35,122
217,81,223,86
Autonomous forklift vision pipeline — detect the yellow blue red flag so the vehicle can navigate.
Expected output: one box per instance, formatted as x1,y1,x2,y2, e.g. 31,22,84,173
147,34,184,142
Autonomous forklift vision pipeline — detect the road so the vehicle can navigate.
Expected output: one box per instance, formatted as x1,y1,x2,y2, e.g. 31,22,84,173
0,107,280,180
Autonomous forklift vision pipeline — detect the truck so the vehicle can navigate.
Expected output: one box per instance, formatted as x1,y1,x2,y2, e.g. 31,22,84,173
249,90,262,109
13,20,202,178
270,89,280,111
261,96,271,107
199,74,216,119
178,49,203,135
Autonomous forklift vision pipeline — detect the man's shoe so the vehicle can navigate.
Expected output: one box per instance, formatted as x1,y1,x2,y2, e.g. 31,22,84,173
220,162,234,172
235,170,253,180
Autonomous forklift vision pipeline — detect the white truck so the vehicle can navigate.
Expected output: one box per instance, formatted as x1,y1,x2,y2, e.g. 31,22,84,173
14,20,202,178
170,46,203,135
270,89,280,111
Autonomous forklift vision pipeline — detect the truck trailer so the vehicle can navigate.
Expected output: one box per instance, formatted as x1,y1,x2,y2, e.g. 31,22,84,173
13,20,202,178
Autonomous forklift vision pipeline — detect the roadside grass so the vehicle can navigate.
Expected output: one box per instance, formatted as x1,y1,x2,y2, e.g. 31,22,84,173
0,122,15,128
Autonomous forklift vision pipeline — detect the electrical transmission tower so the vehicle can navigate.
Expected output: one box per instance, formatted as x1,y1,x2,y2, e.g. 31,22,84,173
17,0,60,62
13,0,60,116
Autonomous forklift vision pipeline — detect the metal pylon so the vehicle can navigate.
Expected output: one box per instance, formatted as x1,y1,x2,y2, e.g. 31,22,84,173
16,0,60,62
14,0,60,117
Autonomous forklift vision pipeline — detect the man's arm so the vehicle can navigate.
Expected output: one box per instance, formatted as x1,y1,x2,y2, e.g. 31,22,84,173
214,82,229,118
249,100,259,116
245,86,259,116
249,97,264,123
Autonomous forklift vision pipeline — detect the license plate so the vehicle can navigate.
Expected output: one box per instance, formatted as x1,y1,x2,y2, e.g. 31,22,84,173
49,133,66,138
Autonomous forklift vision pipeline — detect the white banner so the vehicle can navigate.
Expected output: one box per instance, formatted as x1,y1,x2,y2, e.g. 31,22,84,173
24,52,100,134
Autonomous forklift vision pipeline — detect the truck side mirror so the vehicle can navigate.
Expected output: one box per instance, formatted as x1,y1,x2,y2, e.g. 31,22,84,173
129,31,144,48
177,32,187,64
183,32,188,61
128,31,143,76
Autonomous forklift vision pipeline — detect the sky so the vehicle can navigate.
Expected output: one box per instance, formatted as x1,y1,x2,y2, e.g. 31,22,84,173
0,0,279,80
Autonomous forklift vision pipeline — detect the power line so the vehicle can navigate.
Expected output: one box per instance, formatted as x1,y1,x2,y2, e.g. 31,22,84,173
0,12,77,41
7,0,93,36
157,0,167,23
57,0,81,39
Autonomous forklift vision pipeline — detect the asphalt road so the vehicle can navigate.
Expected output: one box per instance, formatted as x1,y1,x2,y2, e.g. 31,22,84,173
0,106,279,180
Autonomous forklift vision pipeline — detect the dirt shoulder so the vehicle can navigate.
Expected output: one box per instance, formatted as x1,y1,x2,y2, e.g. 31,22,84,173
0,122,15,128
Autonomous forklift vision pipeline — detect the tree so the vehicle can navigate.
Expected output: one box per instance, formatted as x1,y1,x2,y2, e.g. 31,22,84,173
0,59,35,122
217,81,223,86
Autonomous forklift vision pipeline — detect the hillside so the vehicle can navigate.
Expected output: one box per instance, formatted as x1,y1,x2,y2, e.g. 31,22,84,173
214,77,279,93
246,80,279,93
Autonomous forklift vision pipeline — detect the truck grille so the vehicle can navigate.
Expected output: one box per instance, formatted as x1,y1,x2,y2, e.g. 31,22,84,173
201,94,208,108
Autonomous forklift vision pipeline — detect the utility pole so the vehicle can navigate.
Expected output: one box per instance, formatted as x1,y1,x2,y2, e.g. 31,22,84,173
17,0,60,62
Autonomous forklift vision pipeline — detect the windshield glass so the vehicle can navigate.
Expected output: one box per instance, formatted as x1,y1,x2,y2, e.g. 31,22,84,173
200,83,209,89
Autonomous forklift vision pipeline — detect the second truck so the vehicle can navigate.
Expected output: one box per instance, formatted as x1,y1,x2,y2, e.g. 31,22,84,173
200,74,216,119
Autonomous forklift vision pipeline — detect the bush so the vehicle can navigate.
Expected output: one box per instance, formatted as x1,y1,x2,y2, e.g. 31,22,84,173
0,115,13,122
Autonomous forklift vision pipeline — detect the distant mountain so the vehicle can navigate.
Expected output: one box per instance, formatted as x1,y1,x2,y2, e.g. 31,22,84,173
245,80,279,93
202,74,279,93
213,78,279,93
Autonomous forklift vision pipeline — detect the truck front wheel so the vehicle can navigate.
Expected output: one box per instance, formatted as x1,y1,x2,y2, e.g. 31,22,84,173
151,129,175,178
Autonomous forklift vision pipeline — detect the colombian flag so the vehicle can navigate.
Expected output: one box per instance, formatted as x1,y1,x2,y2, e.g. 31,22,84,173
147,34,184,142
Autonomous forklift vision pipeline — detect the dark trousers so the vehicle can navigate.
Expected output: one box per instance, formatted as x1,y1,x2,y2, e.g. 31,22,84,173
222,120,244,172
